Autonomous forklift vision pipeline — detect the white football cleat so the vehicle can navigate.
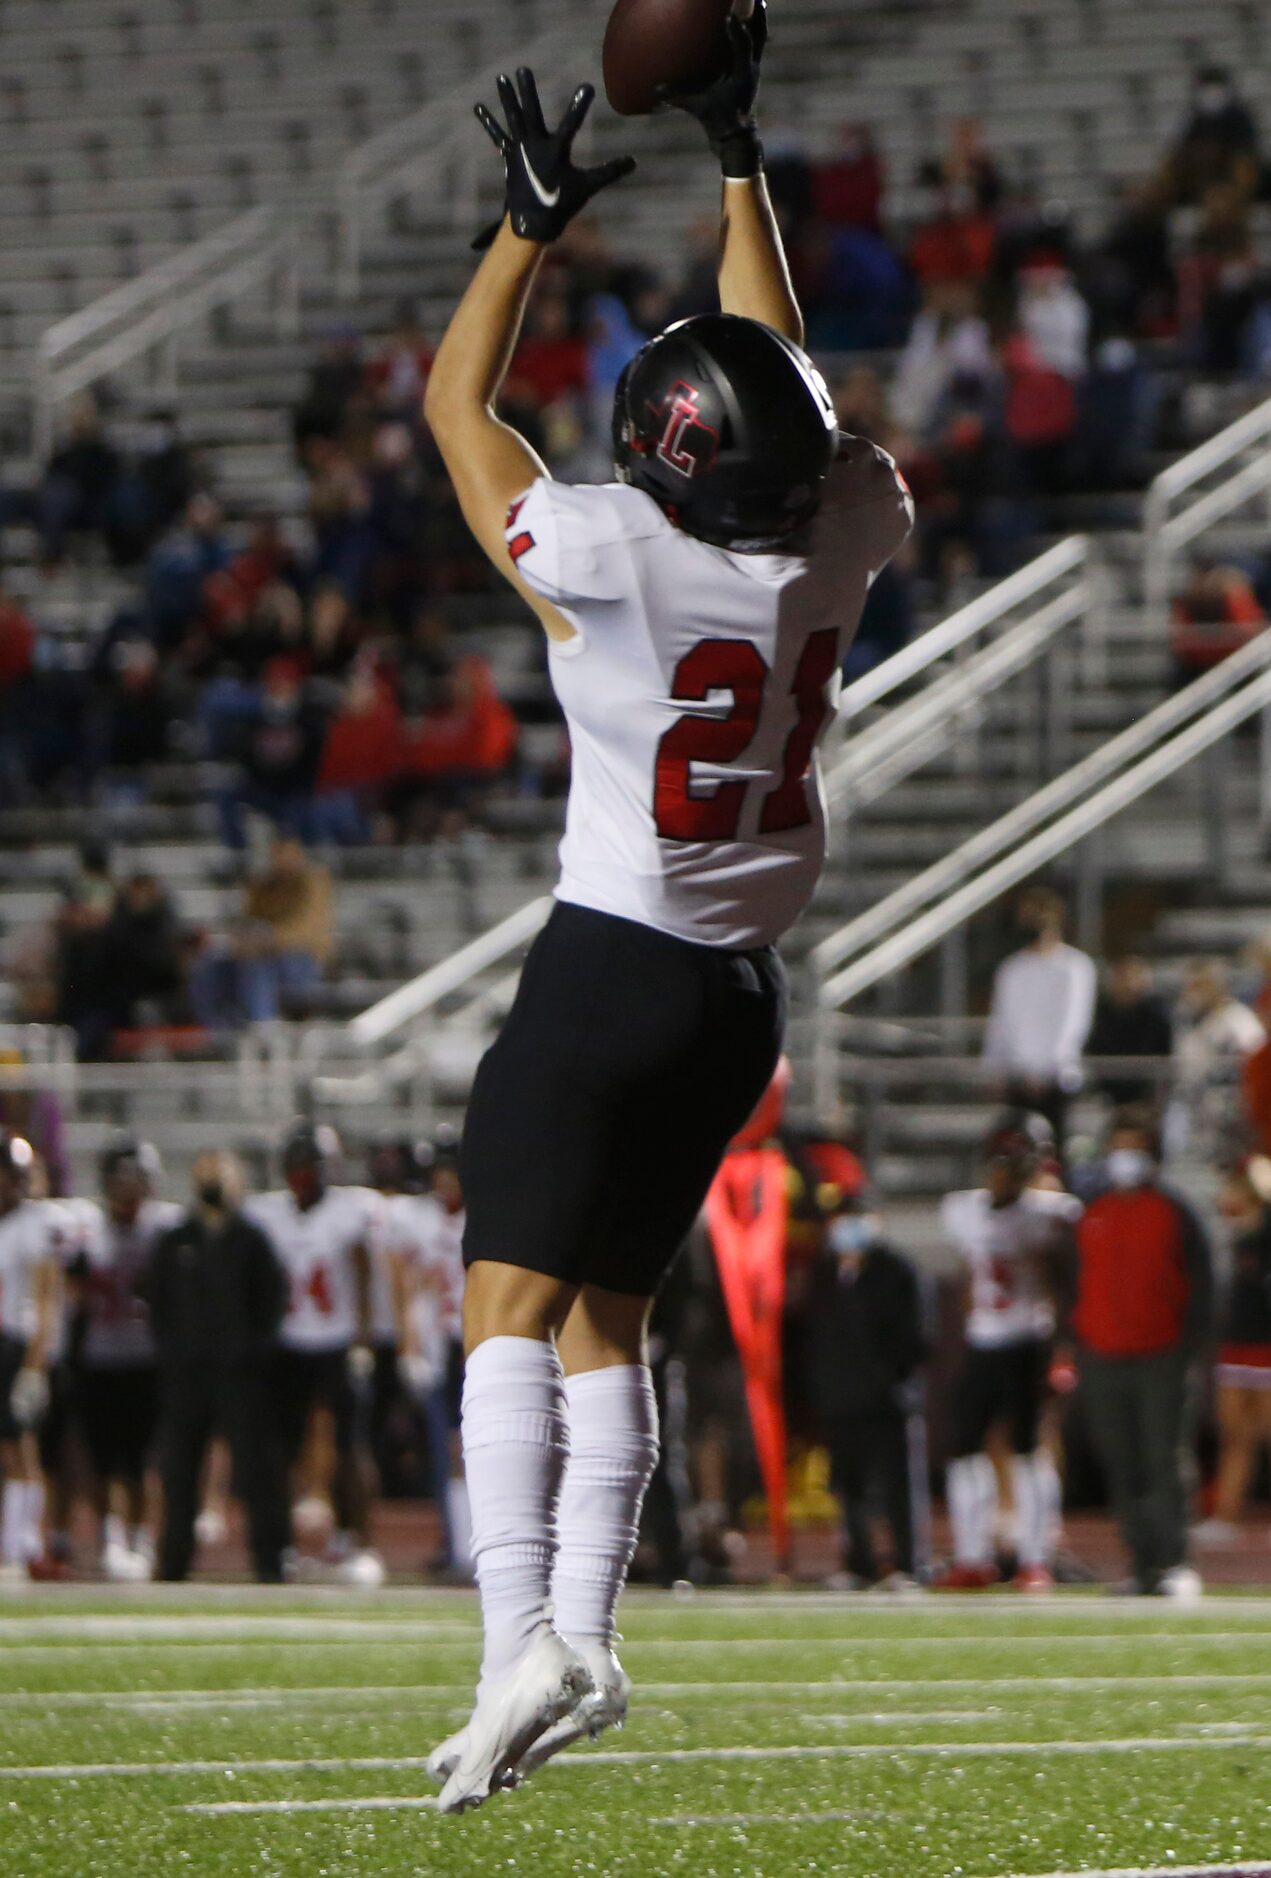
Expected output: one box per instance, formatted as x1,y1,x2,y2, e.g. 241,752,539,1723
515,1641,631,1778
1159,1563,1204,1603
437,1624,594,1816
100,1541,150,1583
193,1507,227,1548
339,1549,386,1589
426,1724,469,1788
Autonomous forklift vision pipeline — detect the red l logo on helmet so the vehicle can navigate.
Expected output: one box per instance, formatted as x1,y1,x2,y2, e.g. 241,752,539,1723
652,382,720,478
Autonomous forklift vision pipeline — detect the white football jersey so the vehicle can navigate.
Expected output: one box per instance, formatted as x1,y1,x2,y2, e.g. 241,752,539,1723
245,1186,373,1353
942,1187,1082,1349
507,437,913,949
75,1198,183,1368
0,1200,61,1343
383,1193,465,1379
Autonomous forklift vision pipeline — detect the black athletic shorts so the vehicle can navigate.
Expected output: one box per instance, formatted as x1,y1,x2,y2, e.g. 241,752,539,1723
271,1347,356,1462
37,1362,76,1476
951,1338,1051,1459
0,1332,25,1444
76,1364,159,1482
461,902,787,1297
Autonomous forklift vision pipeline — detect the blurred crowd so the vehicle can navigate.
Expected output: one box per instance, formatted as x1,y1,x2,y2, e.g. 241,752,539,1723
3,67,1271,828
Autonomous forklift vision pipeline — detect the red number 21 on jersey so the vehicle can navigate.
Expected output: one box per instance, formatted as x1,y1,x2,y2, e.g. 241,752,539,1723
654,630,839,842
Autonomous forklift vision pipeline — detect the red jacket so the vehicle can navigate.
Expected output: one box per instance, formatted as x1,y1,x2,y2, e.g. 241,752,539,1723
1073,1186,1211,1357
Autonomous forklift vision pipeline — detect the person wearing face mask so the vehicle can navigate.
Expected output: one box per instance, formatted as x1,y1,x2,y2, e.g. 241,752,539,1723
1193,1168,1271,1548
1071,1107,1213,1598
1165,67,1261,209
805,1190,929,1590
983,887,1097,1156
143,1151,291,1582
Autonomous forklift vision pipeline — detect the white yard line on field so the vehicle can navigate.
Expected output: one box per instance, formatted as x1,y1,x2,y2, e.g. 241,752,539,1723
972,1866,1271,1878
15,1734,1271,1783
10,1671,1271,1712
3,1626,1270,1652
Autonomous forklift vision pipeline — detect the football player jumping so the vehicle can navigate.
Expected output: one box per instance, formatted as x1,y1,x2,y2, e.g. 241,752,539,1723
422,3,913,1812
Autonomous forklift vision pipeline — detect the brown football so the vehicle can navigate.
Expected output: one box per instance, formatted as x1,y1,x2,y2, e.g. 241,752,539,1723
603,0,738,118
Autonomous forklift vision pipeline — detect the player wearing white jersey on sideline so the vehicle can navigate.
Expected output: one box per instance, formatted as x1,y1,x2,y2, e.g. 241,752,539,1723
939,1113,1082,1592
421,2,913,1813
68,1140,182,1581
0,1137,62,1580
386,1131,469,1576
245,1123,383,1586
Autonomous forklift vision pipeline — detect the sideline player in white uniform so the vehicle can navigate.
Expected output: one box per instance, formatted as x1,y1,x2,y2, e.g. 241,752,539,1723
246,1123,383,1585
939,1114,1081,1592
388,1132,469,1575
0,1137,62,1579
421,3,913,1811
70,1141,182,1581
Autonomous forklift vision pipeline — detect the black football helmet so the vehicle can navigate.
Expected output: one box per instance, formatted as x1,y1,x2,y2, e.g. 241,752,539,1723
983,1110,1055,1173
613,314,838,551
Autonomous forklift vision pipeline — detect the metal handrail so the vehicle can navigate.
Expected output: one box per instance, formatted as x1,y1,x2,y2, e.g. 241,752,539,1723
814,625,1271,980
1142,393,1271,612
826,579,1089,810
33,206,298,458
348,895,552,1049
833,536,1089,727
818,655,1271,1008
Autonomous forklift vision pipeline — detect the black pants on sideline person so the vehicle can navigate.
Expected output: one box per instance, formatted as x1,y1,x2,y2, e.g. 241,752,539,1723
827,1409,918,1581
157,1361,290,1582
1078,1348,1189,1591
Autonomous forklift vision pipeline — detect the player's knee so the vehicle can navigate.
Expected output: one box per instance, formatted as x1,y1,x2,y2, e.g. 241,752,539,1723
463,1258,577,1351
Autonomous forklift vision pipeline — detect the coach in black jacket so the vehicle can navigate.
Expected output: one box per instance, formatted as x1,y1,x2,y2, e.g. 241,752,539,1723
145,1151,290,1583
806,1196,929,1586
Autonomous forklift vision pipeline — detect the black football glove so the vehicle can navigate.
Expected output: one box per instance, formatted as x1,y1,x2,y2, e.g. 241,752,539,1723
472,67,636,251
656,0,768,178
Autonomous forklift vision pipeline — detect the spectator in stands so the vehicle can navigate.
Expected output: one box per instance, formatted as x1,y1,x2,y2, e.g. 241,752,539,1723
366,298,433,419
908,160,998,290
984,887,1097,1147
812,124,884,234
389,652,518,839
0,586,35,804
1072,1105,1212,1597
1176,183,1264,372
314,663,401,843
88,627,174,786
191,838,333,1029
1088,955,1175,1107
806,1188,928,1589
293,325,365,459
1089,178,1177,340
1163,66,1261,209
146,494,231,649
1194,1166,1271,1548
1016,261,1090,382
1176,959,1265,1157
216,659,327,851
1170,555,1267,687
101,871,186,1039
891,281,995,442
37,393,124,567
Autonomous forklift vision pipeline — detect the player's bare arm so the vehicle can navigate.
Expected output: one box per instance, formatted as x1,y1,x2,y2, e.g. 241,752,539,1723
423,70,635,645
659,1,800,342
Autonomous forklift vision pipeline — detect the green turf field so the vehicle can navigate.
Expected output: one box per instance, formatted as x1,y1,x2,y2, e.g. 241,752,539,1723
3,1589,1271,1877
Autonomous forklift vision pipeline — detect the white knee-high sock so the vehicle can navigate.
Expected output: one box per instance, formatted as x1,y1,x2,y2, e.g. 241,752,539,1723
1,1480,26,1566
461,1337,569,1692
948,1454,996,1567
19,1480,45,1563
552,1365,660,1653
1013,1451,1061,1568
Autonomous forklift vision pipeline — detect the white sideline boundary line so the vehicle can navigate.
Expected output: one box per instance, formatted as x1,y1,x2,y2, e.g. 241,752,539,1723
11,1670,1271,1711
17,1733,1271,1783
973,1867,1271,1878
